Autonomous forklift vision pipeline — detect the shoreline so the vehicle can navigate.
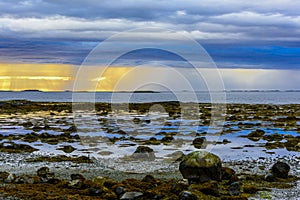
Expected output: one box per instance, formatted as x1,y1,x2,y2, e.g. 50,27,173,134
0,100,299,199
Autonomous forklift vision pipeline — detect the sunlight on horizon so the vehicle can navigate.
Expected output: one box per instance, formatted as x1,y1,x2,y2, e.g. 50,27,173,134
0,63,299,91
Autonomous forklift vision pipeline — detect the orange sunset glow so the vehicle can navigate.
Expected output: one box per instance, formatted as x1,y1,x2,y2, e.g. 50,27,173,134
0,63,75,91
0,63,135,91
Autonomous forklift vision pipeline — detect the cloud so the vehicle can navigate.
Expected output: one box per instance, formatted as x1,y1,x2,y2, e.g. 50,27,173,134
0,0,300,43
0,0,300,71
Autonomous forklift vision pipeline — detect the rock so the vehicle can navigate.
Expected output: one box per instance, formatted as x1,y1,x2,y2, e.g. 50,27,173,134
36,167,56,183
271,161,290,178
5,173,16,183
66,125,77,132
15,175,36,184
142,174,155,182
120,191,143,200
161,135,174,143
132,117,141,124
131,146,155,161
0,142,38,153
57,145,76,153
40,173,55,183
179,151,222,183
114,186,126,195
171,182,189,195
228,182,241,196
221,167,236,180
71,173,85,181
243,129,266,141
89,187,103,196
192,137,206,149
37,167,50,177
265,173,276,182
0,171,9,182
114,186,126,196
178,191,199,200
68,179,83,189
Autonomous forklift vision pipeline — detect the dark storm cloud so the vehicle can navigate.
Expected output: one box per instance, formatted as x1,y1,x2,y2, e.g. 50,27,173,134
1,0,300,42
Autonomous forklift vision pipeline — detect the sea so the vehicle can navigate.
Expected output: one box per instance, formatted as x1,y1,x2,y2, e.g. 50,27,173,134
0,91,300,104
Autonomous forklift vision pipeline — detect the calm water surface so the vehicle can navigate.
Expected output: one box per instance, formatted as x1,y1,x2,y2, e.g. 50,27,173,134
0,91,300,104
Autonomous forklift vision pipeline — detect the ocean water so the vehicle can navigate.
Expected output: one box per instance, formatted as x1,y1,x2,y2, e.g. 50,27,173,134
0,91,300,104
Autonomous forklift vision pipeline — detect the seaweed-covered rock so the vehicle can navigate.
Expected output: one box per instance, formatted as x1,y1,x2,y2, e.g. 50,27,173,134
179,151,222,183
37,167,50,177
221,167,236,180
191,181,221,197
57,145,76,153
249,129,265,137
271,161,290,179
0,171,9,182
0,142,38,153
71,173,85,181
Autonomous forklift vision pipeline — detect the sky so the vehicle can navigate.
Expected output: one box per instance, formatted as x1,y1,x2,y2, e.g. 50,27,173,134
0,0,300,91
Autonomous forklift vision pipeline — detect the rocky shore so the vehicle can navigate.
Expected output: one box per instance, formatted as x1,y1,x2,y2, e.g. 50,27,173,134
0,100,299,199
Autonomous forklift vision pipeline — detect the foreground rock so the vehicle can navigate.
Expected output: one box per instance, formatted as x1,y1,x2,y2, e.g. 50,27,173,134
179,151,222,183
271,161,290,179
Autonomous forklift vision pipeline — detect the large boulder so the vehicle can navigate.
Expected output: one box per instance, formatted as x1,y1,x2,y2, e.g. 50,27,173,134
179,151,222,183
271,161,290,179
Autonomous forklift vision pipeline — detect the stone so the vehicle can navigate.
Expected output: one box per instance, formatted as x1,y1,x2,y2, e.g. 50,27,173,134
0,171,9,182
5,173,16,183
192,137,206,149
66,125,77,132
37,167,50,177
265,173,276,182
68,179,83,189
171,182,189,195
131,146,155,161
15,175,36,184
39,172,56,183
142,174,155,182
228,182,241,196
71,173,85,181
0,142,38,153
114,186,126,195
114,186,126,196
271,161,290,178
89,187,103,196
221,167,236,180
179,151,222,183
178,191,199,200
120,191,143,200
247,129,265,137
57,145,76,153
132,117,141,124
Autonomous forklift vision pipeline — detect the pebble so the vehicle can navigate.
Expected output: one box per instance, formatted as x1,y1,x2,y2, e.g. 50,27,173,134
120,192,143,200
229,181,241,196
178,191,198,200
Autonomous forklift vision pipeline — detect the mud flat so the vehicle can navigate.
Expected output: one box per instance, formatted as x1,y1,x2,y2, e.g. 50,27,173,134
0,100,299,199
